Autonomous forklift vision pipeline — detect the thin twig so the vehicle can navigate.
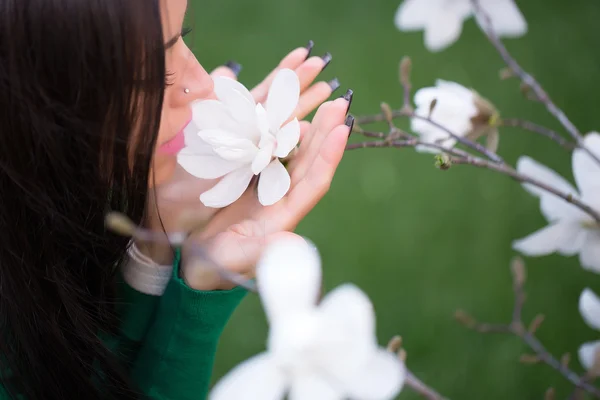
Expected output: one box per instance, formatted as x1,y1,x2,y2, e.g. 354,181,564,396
470,0,600,166
355,109,504,164
387,337,448,400
456,258,600,398
450,157,600,223
500,118,576,150
346,138,475,160
344,138,600,223
405,370,447,400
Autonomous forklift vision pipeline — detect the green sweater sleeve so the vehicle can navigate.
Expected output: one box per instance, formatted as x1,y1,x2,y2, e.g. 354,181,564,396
129,250,247,399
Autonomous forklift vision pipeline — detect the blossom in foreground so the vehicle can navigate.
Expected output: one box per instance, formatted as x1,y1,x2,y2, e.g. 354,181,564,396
512,132,600,272
578,288,600,370
209,237,405,400
177,68,300,208
411,80,478,153
394,0,527,52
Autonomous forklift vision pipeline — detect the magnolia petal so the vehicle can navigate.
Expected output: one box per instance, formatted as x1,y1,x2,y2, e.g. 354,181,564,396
198,128,253,148
394,0,430,30
580,230,600,273
258,159,291,206
319,284,376,343
413,87,439,109
209,353,287,400
512,222,584,256
214,146,258,163
213,76,255,107
256,235,322,324
435,80,474,101
579,341,600,371
424,11,464,52
213,76,257,126
314,285,377,385
266,69,300,132
579,288,600,331
199,167,254,208
345,349,406,400
256,103,272,139
516,156,584,221
252,144,274,175
573,132,600,198
191,100,229,129
177,147,243,179
289,373,343,400
274,118,300,158
477,0,527,38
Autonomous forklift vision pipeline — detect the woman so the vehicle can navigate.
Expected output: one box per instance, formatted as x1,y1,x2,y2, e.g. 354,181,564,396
0,0,352,399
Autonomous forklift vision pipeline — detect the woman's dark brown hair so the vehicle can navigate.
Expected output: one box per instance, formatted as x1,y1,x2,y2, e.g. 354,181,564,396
0,0,166,398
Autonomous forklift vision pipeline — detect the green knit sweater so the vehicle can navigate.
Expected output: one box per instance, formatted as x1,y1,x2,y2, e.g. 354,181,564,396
1,249,247,399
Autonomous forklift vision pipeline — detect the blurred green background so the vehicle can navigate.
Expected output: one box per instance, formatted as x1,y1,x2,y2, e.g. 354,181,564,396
187,0,600,398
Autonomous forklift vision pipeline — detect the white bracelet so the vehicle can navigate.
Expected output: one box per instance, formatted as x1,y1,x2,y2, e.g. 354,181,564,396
121,241,173,296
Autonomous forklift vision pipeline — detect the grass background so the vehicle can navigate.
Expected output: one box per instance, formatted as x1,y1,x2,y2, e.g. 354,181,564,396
186,0,600,398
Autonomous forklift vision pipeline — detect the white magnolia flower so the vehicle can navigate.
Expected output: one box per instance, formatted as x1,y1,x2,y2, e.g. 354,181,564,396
578,288,600,370
210,237,406,400
177,69,301,208
512,132,600,272
394,0,528,52
411,80,478,153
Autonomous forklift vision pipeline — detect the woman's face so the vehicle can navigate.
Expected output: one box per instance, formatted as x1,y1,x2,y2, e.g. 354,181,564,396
151,0,214,186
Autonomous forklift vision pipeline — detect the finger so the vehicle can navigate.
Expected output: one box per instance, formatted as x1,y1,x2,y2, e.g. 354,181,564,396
292,96,350,179
299,120,311,142
209,61,242,80
294,79,339,120
271,123,352,232
294,56,329,93
250,44,312,103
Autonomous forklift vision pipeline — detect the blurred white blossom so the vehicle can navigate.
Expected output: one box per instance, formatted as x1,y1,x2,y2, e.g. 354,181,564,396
512,132,600,272
411,80,478,153
578,288,600,370
394,0,527,52
210,236,406,400
178,69,300,208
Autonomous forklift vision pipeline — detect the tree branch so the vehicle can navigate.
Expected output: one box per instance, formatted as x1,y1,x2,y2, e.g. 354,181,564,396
499,118,575,150
355,109,504,164
470,0,600,166
344,138,600,223
455,258,600,398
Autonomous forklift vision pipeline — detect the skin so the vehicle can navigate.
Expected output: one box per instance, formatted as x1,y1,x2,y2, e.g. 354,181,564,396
143,0,351,290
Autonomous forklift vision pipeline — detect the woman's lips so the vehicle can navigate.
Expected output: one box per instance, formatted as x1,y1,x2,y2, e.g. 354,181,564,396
158,119,192,155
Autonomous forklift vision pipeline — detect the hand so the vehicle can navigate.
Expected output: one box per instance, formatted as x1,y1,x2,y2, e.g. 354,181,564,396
145,44,337,239
180,95,353,290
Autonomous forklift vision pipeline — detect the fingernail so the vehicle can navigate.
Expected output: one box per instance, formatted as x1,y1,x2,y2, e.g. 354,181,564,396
327,77,340,93
340,89,353,113
344,115,355,133
224,60,242,77
321,52,332,71
304,40,314,60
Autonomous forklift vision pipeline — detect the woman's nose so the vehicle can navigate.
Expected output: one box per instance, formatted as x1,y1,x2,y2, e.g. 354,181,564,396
172,58,215,106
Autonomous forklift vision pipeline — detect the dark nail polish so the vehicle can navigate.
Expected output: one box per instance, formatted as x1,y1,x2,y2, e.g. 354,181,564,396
344,115,355,132
304,40,314,60
327,77,340,93
340,89,353,113
224,60,242,77
321,52,332,71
